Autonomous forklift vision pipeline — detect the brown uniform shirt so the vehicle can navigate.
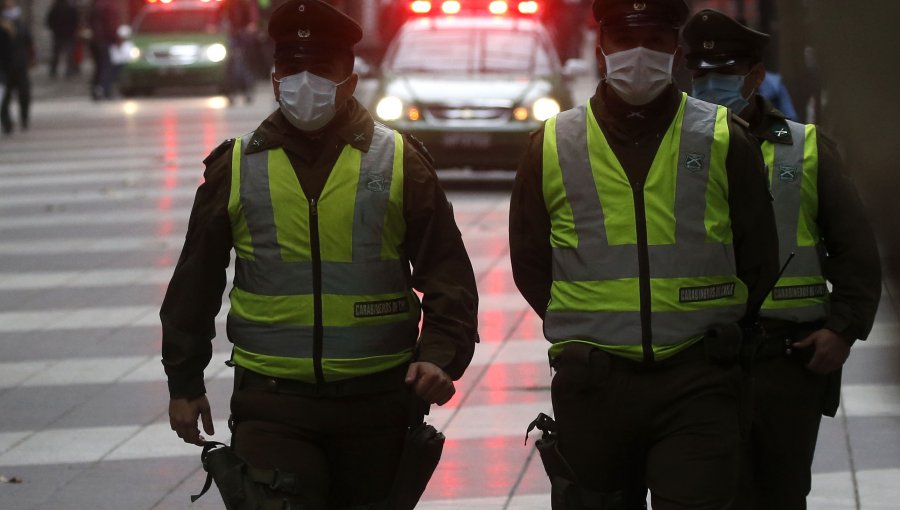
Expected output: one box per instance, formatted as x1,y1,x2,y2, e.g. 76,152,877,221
160,99,479,399
510,84,780,341
747,95,881,341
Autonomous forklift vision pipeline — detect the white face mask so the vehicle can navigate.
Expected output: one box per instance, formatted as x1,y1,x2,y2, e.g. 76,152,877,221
276,71,350,131
602,46,675,106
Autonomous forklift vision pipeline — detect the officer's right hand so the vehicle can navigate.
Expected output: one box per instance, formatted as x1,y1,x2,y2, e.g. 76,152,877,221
169,396,214,446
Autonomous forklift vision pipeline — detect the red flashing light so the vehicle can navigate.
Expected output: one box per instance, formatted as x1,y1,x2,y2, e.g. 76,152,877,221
518,1,539,14
489,1,508,15
410,0,432,13
441,0,461,14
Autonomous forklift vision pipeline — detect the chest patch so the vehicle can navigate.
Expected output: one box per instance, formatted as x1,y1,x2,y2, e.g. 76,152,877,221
354,297,410,318
679,282,736,303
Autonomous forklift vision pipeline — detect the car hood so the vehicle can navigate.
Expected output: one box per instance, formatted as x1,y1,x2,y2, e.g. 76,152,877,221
385,74,551,106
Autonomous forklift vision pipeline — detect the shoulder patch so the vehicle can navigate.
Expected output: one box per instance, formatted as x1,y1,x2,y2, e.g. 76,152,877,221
203,138,235,166
404,133,435,167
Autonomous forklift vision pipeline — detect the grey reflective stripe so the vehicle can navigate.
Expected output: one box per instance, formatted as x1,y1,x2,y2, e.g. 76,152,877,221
227,315,417,358
553,105,638,280
674,97,717,245
353,124,396,262
546,304,745,346
240,134,281,261
553,244,735,280
235,258,409,296
770,120,823,278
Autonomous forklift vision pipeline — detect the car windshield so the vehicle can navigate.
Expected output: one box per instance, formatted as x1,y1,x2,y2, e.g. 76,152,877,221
135,9,217,34
387,28,554,75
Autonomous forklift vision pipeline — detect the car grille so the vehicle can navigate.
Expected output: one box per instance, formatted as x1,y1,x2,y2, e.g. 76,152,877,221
146,45,201,65
425,106,511,121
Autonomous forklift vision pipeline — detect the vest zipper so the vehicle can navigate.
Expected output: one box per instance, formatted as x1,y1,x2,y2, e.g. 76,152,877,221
310,197,325,384
633,181,654,363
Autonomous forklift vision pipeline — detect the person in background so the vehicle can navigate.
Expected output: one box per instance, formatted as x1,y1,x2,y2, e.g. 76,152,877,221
45,0,80,79
683,9,882,509
0,0,34,135
759,70,798,120
87,0,119,100
217,0,259,105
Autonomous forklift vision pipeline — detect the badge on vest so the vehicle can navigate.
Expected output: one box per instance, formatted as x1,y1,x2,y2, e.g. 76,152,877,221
771,284,828,300
679,282,736,303
684,153,705,173
366,175,386,193
778,165,798,183
354,298,411,318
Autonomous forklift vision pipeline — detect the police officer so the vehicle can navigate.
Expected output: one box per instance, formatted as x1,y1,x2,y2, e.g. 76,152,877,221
510,0,779,507
683,10,882,509
160,1,479,508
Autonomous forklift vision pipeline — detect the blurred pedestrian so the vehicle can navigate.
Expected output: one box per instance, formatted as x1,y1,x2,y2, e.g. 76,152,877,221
0,0,34,135
684,9,882,509
87,0,120,100
758,71,798,120
510,0,779,507
45,0,80,79
217,0,259,105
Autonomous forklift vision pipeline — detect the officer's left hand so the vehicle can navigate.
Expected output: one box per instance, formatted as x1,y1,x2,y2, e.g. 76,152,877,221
792,328,852,375
405,362,455,405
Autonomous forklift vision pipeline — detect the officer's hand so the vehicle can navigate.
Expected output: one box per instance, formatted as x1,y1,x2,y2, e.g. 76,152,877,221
169,396,214,446
405,362,455,405
792,328,852,375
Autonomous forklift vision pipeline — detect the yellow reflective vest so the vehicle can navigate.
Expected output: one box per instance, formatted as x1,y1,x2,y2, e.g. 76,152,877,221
542,93,747,361
226,123,421,383
760,120,829,322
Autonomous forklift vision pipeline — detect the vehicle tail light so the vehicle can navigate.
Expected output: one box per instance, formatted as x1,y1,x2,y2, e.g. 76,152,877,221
489,1,509,15
410,0,432,13
518,1,539,14
441,1,461,14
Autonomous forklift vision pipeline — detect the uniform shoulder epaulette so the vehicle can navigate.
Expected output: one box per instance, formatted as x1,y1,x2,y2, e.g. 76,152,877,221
203,138,235,166
404,133,435,167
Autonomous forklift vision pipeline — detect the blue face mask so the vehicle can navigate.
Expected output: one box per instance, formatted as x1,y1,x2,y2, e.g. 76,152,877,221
692,72,751,113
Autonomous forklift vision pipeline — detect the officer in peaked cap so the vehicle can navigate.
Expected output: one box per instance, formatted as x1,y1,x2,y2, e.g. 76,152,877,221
162,1,480,508
684,9,882,510
510,0,779,508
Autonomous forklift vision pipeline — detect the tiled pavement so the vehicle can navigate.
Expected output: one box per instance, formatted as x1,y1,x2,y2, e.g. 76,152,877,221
1,76,899,510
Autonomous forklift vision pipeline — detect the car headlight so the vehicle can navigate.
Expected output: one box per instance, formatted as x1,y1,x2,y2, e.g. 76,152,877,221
376,96,404,121
129,46,141,62
205,43,227,63
532,97,561,121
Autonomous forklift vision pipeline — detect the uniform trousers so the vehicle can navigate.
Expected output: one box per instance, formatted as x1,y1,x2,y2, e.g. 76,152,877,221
231,368,411,510
551,342,743,510
740,351,828,510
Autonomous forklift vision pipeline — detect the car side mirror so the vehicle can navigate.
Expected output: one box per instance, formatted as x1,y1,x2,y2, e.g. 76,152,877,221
562,58,592,79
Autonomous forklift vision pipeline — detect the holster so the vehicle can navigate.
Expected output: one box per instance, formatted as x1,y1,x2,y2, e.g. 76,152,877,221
191,442,305,510
191,441,264,510
526,413,625,510
385,398,445,510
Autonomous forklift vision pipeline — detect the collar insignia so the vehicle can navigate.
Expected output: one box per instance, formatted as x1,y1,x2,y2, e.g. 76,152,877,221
774,127,789,138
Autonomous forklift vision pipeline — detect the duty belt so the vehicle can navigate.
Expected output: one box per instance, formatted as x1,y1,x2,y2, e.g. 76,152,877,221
235,363,409,397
